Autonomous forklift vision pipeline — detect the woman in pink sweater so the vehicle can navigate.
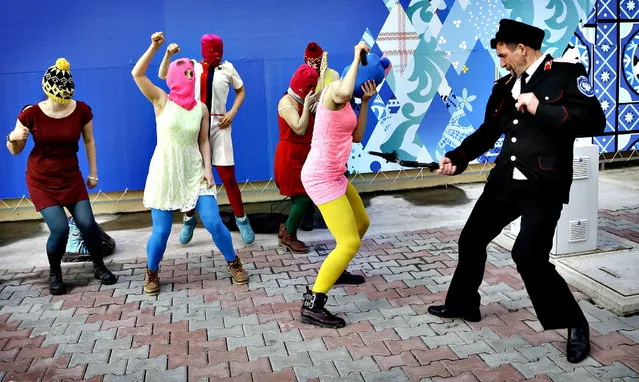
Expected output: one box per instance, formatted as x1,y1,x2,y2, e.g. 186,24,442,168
300,42,384,328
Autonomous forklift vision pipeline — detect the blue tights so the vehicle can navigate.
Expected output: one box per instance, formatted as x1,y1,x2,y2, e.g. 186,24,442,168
40,199,101,273
147,195,236,271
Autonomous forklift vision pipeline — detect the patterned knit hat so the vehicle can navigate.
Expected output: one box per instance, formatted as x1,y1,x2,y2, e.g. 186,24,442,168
42,58,74,104
304,42,324,73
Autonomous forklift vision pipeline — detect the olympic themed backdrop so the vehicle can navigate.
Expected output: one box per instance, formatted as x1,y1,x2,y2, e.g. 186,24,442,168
1,0,634,200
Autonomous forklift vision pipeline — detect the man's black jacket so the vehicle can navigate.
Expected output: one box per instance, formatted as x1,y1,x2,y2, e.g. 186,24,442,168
446,55,606,204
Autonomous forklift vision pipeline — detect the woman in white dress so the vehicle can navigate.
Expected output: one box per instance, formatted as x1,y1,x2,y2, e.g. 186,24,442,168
131,32,248,295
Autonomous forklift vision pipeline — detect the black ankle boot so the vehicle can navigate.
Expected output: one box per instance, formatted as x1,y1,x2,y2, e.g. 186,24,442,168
299,287,345,328
49,271,67,295
93,262,117,285
335,270,365,285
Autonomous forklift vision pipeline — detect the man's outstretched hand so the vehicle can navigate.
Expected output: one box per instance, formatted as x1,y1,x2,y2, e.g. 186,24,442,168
437,156,457,175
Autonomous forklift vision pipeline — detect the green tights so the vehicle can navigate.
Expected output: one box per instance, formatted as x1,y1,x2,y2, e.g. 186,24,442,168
285,195,313,235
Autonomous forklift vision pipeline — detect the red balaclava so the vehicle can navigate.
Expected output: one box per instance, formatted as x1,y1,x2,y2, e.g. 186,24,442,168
167,58,197,110
304,42,323,73
289,64,319,100
201,34,224,67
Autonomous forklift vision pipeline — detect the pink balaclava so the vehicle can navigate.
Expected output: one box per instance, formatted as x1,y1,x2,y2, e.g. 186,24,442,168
166,58,197,110
201,34,223,67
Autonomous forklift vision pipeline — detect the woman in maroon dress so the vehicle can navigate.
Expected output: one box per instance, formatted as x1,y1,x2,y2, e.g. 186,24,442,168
6,58,117,295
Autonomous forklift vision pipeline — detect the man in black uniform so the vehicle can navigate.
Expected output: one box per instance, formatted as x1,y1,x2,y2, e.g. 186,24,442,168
427,19,606,364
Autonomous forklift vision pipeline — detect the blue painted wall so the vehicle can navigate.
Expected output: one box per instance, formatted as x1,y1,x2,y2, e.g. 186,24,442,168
3,0,619,201
0,0,389,198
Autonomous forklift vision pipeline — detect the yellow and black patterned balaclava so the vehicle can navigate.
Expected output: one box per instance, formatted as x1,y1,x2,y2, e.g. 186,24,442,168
42,58,74,104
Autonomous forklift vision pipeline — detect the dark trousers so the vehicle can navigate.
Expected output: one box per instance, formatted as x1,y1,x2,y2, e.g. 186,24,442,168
445,180,586,329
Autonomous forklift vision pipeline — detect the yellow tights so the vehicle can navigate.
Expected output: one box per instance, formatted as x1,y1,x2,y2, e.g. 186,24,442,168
313,182,370,294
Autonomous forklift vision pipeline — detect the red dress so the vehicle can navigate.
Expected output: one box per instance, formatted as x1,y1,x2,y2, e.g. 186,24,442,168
18,101,93,211
274,102,314,196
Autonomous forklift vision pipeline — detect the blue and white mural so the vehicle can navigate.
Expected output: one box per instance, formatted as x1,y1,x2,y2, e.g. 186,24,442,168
2,0,634,200
347,0,636,175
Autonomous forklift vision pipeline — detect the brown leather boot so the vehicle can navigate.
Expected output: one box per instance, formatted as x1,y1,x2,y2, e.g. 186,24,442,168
299,287,345,328
279,223,310,254
144,268,160,296
227,257,249,284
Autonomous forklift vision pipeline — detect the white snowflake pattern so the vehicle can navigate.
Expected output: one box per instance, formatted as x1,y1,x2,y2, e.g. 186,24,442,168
439,36,447,45
600,71,611,82
601,99,610,111
627,0,636,11
601,44,611,53
624,112,635,123
452,60,460,69
459,41,468,49
445,50,452,56
454,20,461,28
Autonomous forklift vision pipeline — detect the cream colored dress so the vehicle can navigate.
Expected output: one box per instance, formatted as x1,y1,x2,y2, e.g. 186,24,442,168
143,100,216,212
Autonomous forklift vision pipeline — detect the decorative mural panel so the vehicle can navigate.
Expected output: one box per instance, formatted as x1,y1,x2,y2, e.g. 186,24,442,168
346,0,606,174
592,0,639,152
2,1,633,199
558,1,639,153
346,0,639,175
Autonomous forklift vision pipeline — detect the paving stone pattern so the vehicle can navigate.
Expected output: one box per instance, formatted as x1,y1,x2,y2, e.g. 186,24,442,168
1,208,638,381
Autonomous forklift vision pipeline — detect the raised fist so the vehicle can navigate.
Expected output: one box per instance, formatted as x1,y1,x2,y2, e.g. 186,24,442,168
167,43,180,55
151,32,165,47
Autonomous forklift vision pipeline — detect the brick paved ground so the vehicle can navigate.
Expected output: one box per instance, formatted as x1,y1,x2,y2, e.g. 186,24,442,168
1,208,638,381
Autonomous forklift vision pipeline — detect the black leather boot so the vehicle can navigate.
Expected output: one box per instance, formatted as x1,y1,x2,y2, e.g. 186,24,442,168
335,270,365,285
300,287,345,328
49,271,67,295
83,228,118,285
93,262,117,285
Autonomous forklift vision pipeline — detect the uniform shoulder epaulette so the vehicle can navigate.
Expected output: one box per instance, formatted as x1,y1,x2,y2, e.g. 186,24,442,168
543,57,583,71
